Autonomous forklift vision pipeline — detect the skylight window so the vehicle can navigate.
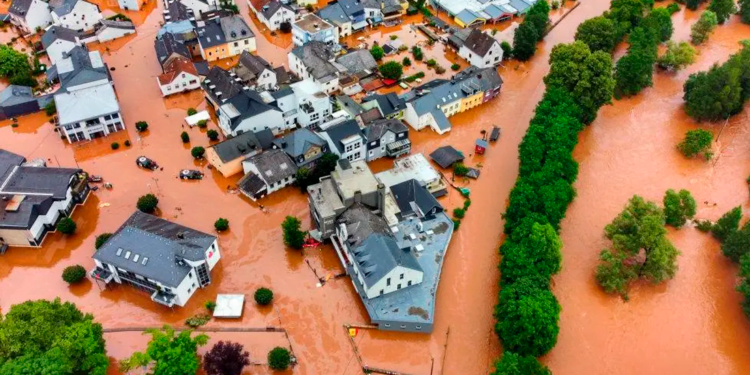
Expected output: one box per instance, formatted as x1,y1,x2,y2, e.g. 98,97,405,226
125,251,131,259
142,257,149,265
116,248,123,256
133,254,140,263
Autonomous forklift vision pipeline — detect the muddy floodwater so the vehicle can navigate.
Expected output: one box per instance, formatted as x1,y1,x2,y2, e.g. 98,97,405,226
2,0,750,373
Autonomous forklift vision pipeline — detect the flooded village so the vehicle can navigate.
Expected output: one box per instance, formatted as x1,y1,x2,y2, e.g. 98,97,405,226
2,0,750,372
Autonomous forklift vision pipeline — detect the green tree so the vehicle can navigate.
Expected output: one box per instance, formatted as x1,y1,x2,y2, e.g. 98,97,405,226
181,131,190,143
491,352,552,375
187,108,197,116
494,276,560,357
657,41,697,71
56,217,77,235
121,326,208,375
677,129,713,159
544,41,615,124
686,0,706,10
690,10,718,45
736,253,750,318
0,45,33,84
575,16,618,53
453,163,469,176
207,129,219,141
722,221,750,262
683,63,741,122
614,26,658,98
411,46,423,61
281,216,305,249
267,347,291,370
712,206,742,241
370,44,384,60
95,233,113,249
708,0,737,24
512,21,539,61
740,0,750,23
135,121,148,132
214,218,229,231
254,287,274,305
501,41,512,59
500,222,562,285
402,56,411,66
379,61,403,80
62,265,87,283
44,101,56,116
526,0,551,39
191,146,205,159
663,189,697,228
608,0,650,30
137,193,159,213
0,299,109,375
641,7,673,42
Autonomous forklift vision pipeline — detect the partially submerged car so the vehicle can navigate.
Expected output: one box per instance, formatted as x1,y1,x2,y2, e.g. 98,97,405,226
136,156,158,170
179,169,203,180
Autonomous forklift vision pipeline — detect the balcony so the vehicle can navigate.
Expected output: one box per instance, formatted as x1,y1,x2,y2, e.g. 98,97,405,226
386,139,411,157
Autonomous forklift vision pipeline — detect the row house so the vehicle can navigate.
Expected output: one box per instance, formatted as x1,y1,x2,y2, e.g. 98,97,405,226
197,15,255,61
249,0,294,32
50,0,103,32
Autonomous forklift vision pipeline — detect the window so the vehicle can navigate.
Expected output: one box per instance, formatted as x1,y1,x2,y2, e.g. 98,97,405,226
124,251,131,259
192,282,196,288
386,277,391,286
380,289,384,295
397,284,401,290
416,325,422,330
400,273,404,280
234,42,238,47
244,40,249,45
408,280,412,286
189,272,193,278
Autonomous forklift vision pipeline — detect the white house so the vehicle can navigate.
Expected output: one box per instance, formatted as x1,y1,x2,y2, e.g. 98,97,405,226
292,14,337,47
41,26,81,65
50,0,103,32
318,2,352,38
238,149,297,200
118,0,141,10
90,211,222,308
217,90,285,136
92,20,136,43
454,28,503,68
318,119,366,162
8,0,53,34
249,0,294,32
157,56,201,97
288,41,342,94
289,80,332,130
233,51,277,90
180,0,217,19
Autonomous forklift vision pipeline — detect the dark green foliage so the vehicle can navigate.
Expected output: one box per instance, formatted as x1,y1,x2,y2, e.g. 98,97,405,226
463,199,472,210
708,0,737,24
712,206,742,241
722,221,750,262
268,347,290,370
124,140,131,147
197,119,208,128
741,0,750,23
282,216,305,249
526,0,551,38
254,287,274,305
214,218,229,231
614,26,659,98
426,58,437,66
453,208,466,219
191,146,205,159
657,41,697,71
667,2,680,13
501,41,512,58
453,163,469,176
137,194,159,213
736,253,750,318
203,341,250,375
575,16,619,53
677,129,713,159
95,233,112,249
608,0,650,29
641,7,673,42
0,45,35,87
412,46,423,61
44,101,56,116
181,131,190,143
690,10,718,45
402,56,411,66
120,326,208,374
135,121,148,132
686,0,704,10
494,277,560,357
370,44,384,60
663,189,697,228
451,63,460,71
294,153,338,190
205,301,216,312
0,299,109,375
491,352,552,375
184,314,210,328
111,142,120,150
57,217,76,235
187,108,197,116
207,129,219,141
595,196,680,299
696,219,714,232
512,20,539,61
500,222,562,285
378,61,403,80
62,265,86,283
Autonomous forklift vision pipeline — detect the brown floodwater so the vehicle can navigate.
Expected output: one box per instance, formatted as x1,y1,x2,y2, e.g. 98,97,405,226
3,0,750,374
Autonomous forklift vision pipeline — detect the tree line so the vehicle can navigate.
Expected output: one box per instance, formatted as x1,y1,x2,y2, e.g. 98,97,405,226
511,0,551,61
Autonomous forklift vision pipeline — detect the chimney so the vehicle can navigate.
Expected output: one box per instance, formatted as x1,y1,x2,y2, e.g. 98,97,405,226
377,183,386,215
177,232,185,239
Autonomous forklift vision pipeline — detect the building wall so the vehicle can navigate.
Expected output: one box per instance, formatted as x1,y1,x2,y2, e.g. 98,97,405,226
363,265,423,299
200,43,230,61
60,111,125,142
243,161,295,198
206,148,250,177
227,36,256,56
296,94,331,129
52,1,102,32
292,24,336,46
118,0,140,11
206,240,221,270
171,269,197,307
439,99,461,117
157,72,201,97
459,40,502,68
374,318,432,333
46,39,78,65
255,68,276,90
220,109,284,136
19,0,53,33
264,8,295,31
459,91,484,112
366,130,401,161
339,135,364,162
96,26,135,43
180,0,212,18
0,228,34,247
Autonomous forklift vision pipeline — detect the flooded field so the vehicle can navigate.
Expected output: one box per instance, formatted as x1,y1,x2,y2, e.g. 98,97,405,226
3,0,750,374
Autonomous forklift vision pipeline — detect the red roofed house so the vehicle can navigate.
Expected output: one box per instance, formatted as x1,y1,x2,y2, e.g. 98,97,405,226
248,0,294,32
156,56,201,97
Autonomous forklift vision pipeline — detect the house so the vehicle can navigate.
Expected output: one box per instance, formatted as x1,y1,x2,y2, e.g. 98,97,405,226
389,178,443,222
454,28,503,68
363,118,410,161
50,0,102,32
292,13,337,47
155,32,192,68
249,0,294,32
0,85,52,120
272,128,328,168
197,15,255,61
0,149,89,247
201,66,245,109
156,56,201,97
288,41,344,94
217,90,284,136
163,0,194,23
91,20,136,43
375,153,448,197
52,47,125,143
118,0,141,11
289,79,332,129
336,0,367,32
90,211,221,307
206,129,274,177
318,119,365,162
41,26,81,65
233,51,277,90
8,0,53,33
238,149,297,200
361,92,405,119
335,49,377,79
318,2,352,38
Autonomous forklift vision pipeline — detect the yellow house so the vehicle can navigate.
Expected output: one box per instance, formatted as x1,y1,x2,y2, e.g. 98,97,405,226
197,16,257,62
459,90,484,112
206,130,275,177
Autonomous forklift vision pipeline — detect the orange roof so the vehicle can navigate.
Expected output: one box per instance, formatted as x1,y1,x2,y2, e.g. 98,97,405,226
249,0,271,11
157,56,199,85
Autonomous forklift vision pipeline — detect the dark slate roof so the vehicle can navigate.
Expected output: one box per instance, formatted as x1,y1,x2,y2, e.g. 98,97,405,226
336,95,364,116
155,32,191,66
99,19,135,30
362,92,405,117
320,119,362,154
274,67,290,84
291,41,340,81
209,130,266,163
41,26,80,49
220,15,254,42
336,203,423,287
271,87,293,99
429,146,464,168
390,179,442,218
56,46,109,89
0,85,35,107
335,49,377,76
234,51,272,82
363,118,407,142
166,0,193,22
197,18,225,48
337,0,364,17
244,148,297,185
318,2,350,27
9,0,33,17
273,128,326,159
0,149,25,184
261,0,291,19
92,211,217,288
463,28,498,56
238,172,266,196
2,166,80,199
224,90,280,130
50,0,80,16
202,66,244,104
194,61,210,76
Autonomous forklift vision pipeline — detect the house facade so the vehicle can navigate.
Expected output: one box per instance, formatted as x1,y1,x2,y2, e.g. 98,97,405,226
318,119,365,162
233,51,277,90
292,13,336,47
363,118,410,161
288,41,342,94
156,56,201,97
0,149,90,248
290,80,332,129
361,92,405,120
197,15,256,61
206,129,274,176
217,90,284,136
456,28,503,68
8,0,53,33
318,2,352,38
249,0,294,31
272,128,328,168
41,26,81,65
238,149,297,200
50,0,103,32
92,20,136,43
90,211,221,307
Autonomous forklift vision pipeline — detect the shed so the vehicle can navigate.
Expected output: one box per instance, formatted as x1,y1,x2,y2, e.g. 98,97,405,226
475,139,488,154
213,294,246,318
466,168,480,179
429,146,464,169
185,110,211,126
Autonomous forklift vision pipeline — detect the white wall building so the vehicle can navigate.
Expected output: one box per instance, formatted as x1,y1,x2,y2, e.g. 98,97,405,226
8,0,53,34
50,0,103,32
118,0,141,10
249,0,295,32
156,56,201,97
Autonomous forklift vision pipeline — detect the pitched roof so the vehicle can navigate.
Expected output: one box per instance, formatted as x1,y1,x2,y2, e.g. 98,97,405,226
320,119,362,154
259,0,291,19
429,145,464,168
165,0,193,22
9,0,34,17
92,211,216,287
157,56,198,85
155,32,191,66
291,41,341,82
221,90,280,130
50,0,83,16
243,148,297,185
462,28,498,56
220,15,254,42
363,118,407,142
209,129,273,163
197,18,225,48
0,85,34,107
235,51,272,81
362,92,405,117
336,95,364,116
337,0,364,17
456,9,484,25
273,128,326,158
41,26,80,49
335,49,377,76
390,179,442,218
202,66,245,104
318,2,350,26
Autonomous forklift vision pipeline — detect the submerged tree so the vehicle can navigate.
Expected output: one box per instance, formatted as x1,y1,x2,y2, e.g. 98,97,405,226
281,216,306,250
120,326,208,375
708,0,737,24
512,21,539,61
491,352,552,375
722,221,750,262
712,206,742,242
663,189,697,228
677,129,713,159
657,41,697,71
203,341,250,375
690,11,718,45
575,16,618,53
500,222,562,285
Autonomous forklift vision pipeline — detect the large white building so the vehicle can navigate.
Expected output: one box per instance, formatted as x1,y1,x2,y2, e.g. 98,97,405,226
50,0,103,32
8,0,53,34
91,211,222,308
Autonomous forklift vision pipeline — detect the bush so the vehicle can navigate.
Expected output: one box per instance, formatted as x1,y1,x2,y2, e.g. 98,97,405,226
205,301,216,312
267,347,290,370
657,41,697,71
62,265,86,284
463,199,472,210
696,219,714,232
390,35,398,40
412,46,423,61
677,129,713,159
708,0,737,24
124,140,131,147
191,146,206,159
663,189,697,228
305,3,313,11
214,218,229,231
378,61,403,80
135,121,148,132
491,352,551,375
44,101,56,116
453,163,469,176
402,56,411,66
203,341,250,375
254,287,274,305
370,44,384,60
95,233,113,249
500,41,512,59
434,65,446,74
451,63,460,71
452,218,461,230
181,131,190,143
551,0,559,9
426,59,437,67
282,216,306,249
187,108,197,116
207,129,219,141
137,193,159,213
667,2,680,13
723,221,750,262
741,0,750,23
712,206,742,242
453,208,466,219
57,217,76,235
197,119,208,128
185,314,211,328
690,11,718,45
111,142,120,150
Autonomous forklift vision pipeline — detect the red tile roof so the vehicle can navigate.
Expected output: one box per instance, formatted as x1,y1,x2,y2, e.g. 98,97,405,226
249,0,271,11
157,56,199,85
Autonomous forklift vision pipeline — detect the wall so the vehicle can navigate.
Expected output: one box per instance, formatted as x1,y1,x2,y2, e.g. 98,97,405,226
157,72,201,97
365,265,423,299
231,108,284,136
26,0,53,32
0,228,33,247
53,1,102,32
96,26,135,43
47,39,78,65
206,148,247,177
227,37,256,56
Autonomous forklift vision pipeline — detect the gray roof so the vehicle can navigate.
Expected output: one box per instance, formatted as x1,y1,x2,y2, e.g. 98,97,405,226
363,118,407,142
321,119,362,154
155,32,191,66
273,128,326,159
429,146,464,168
336,204,423,287
50,0,81,16
318,3,351,26
508,0,531,13
56,47,109,89
0,149,26,185
202,66,245,104
41,26,80,49
234,51,272,82
99,19,135,30
291,41,340,82
456,9,482,25
9,0,33,16
209,129,274,163
390,179,442,219
224,90,280,130
271,87,293,99
362,93,405,117
93,211,217,288
0,85,34,107
337,0,364,17
220,15,254,42
166,0,193,22
261,0,291,19
244,148,297,186
462,28,498,56
336,95,364,116
197,18,225,48
335,49,377,76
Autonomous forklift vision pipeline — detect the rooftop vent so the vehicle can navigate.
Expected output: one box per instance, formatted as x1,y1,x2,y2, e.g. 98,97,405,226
177,232,185,239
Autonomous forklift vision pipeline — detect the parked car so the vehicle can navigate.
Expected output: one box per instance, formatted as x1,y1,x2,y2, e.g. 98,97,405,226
136,156,158,170
179,170,203,180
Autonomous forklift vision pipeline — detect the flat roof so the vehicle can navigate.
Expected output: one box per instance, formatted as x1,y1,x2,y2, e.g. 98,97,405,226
213,294,245,318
